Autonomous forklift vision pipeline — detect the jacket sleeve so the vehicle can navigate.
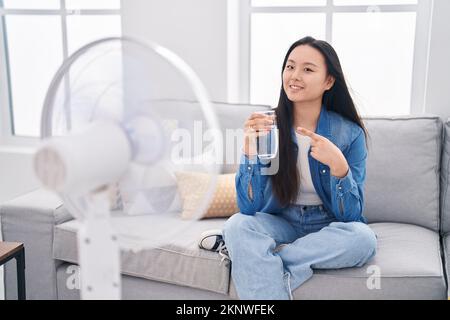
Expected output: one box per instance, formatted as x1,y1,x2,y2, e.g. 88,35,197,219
235,154,271,215
329,128,367,222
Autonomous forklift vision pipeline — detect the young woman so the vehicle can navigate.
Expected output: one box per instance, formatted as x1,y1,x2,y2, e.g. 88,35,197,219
223,36,377,300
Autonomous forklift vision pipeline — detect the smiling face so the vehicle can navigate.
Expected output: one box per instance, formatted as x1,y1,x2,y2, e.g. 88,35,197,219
282,45,335,104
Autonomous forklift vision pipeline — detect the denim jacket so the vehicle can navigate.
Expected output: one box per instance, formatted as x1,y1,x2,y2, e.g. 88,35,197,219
235,105,368,223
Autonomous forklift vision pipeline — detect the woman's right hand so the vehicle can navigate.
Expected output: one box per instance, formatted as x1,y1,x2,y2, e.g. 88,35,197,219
243,112,276,157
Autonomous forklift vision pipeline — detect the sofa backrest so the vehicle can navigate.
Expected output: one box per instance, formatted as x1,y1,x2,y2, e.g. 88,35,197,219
363,116,443,232
441,120,450,235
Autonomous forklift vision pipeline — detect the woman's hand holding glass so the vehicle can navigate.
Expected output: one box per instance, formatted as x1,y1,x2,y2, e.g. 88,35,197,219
243,111,277,158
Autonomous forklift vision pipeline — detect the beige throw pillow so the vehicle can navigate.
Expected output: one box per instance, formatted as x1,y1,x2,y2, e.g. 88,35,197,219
175,171,239,219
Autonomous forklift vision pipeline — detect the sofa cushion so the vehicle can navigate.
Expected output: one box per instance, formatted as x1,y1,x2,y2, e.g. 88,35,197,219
441,120,450,235
363,116,442,231
228,222,447,299
175,171,239,219
53,212,230,295
56,262,231,300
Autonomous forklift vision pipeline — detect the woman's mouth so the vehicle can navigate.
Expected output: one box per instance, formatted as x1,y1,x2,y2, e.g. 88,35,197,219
289,85,304,91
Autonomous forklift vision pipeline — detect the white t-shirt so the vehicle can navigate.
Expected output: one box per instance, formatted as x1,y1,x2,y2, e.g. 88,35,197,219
295,132,323,205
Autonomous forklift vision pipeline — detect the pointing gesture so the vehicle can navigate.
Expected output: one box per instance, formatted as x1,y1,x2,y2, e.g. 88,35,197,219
296,126,349,178
296,127,321,141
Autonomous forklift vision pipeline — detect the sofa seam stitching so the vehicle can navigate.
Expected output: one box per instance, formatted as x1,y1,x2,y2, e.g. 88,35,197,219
442,123,450,234
435,119,442,233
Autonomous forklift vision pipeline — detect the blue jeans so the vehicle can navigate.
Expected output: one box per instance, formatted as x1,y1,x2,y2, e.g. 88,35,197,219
223,204,377,300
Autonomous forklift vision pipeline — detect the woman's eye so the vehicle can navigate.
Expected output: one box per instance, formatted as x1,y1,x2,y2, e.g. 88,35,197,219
286,65,294,70
304,68,313,72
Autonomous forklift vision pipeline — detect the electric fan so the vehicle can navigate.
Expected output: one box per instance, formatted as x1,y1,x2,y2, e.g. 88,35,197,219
33,37,222,299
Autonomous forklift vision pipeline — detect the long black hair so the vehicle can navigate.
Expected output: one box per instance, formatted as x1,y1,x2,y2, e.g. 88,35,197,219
272,36,369,207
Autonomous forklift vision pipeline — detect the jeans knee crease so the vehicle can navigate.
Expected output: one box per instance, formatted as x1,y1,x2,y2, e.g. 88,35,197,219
283,272,294,300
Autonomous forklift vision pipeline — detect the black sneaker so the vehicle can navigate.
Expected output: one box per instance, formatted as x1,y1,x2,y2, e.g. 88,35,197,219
198,229,229,264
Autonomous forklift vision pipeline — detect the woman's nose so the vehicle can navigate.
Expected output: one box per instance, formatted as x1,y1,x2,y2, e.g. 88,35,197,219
291,70,302,81
291,75,301,83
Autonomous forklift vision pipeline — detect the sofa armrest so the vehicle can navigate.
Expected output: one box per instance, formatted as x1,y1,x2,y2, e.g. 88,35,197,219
0,189,73,299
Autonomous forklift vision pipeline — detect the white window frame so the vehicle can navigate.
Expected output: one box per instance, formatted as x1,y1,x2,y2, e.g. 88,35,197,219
0,0,121,148
227,0,434,115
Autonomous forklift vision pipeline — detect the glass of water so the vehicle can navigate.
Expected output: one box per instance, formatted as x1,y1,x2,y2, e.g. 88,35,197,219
256,110,278,160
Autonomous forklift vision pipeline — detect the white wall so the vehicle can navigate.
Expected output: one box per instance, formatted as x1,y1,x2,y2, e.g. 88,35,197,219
121,0,228,102
424,0,450,120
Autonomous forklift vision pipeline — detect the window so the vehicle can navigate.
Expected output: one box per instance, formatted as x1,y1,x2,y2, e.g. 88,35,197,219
233,0,432,116
0,0,121,138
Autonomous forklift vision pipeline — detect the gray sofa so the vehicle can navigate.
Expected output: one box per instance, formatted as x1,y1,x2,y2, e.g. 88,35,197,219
1,102,449,300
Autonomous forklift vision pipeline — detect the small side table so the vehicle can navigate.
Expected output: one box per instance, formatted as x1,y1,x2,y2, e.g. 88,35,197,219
0,242,26,300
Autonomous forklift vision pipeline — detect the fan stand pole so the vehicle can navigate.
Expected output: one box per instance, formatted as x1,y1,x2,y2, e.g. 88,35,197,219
77,190,121,299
